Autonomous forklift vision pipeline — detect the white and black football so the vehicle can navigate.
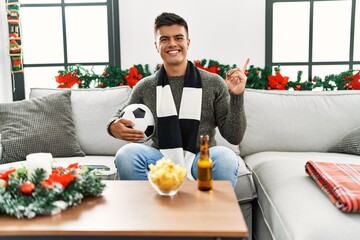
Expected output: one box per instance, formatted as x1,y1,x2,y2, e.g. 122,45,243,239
120,104,155,143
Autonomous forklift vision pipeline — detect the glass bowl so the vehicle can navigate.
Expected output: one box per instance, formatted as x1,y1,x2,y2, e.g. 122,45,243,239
148,174,185,197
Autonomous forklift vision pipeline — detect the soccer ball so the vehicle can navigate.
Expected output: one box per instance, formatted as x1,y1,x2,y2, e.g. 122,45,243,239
120,104,155,143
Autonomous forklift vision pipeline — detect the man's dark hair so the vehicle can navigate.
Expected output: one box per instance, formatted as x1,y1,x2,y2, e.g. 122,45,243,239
154,12,189,37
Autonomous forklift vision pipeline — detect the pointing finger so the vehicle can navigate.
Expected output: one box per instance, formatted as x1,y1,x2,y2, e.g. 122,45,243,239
242,58,250,72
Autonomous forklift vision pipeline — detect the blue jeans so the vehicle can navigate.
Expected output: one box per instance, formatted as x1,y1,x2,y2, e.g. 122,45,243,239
114,143,239,188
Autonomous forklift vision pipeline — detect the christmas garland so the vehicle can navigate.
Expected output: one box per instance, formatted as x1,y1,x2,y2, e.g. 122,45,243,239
0,163,105,219
55,59,360,90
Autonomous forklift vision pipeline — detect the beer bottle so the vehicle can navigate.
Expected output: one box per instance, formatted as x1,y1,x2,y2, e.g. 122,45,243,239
197,135,213,191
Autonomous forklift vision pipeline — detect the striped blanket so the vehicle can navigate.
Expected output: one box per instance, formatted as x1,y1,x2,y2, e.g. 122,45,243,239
305,161,360,213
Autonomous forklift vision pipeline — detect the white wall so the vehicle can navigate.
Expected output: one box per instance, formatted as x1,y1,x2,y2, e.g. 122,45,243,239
0,1,13,103
0,0,266,102
119,0,265,70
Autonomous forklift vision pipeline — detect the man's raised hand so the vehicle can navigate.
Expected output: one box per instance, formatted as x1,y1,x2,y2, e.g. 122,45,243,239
225,58,250,95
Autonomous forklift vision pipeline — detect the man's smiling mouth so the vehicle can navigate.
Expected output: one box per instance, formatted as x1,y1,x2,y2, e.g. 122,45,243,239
167,50,180,55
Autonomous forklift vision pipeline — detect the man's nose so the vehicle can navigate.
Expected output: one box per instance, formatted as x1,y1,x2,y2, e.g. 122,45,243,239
169,38,177,46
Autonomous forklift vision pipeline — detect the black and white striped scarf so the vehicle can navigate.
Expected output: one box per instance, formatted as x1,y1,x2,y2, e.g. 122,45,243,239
156,61,202,180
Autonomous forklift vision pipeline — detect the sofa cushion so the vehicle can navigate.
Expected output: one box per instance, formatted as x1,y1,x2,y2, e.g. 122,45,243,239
245,151,360,240
215,128,256,203
329,126,360,155
0,91,85,163
240,89,360,157
234,155,257,203
30,87,132,155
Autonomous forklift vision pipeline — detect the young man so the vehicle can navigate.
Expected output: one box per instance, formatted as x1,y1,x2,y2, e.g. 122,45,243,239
107,12,248,187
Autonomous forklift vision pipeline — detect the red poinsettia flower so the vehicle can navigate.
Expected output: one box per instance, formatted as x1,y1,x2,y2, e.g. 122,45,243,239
206,66,221,74
195,60,220,74
56,72,80,88
123,67,143,88
40,163,80,189
52,167,63,175
126,78,138,88
267,72,289,90
40,179,53,189
67,163,79,169
349,71,360,90
0,168,16,181
46,171,75,188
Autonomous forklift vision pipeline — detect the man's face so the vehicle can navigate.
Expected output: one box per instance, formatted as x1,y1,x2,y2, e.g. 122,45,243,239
154,25,190,67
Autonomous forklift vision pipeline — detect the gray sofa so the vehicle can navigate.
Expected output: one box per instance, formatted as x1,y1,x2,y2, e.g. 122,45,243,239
241,89,360,240
0,86,256,238
1,87,360,240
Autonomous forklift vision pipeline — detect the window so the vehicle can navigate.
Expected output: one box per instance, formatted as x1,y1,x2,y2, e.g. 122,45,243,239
266,0,358,82
12,0,120,100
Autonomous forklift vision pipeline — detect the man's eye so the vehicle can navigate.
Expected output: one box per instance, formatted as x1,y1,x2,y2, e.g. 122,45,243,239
176,37,184,41
160,38,168,42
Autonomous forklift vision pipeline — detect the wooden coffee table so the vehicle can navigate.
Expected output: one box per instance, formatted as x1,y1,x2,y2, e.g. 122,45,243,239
0,180,248,239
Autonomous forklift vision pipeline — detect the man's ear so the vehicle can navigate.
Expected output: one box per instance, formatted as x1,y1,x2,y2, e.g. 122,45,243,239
154,42,159,52
187,38,190,50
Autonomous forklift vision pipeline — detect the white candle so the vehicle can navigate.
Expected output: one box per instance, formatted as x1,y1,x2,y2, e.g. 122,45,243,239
26,153,53,180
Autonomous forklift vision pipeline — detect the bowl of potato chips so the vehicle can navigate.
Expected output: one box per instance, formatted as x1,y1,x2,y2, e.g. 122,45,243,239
148,157,187,196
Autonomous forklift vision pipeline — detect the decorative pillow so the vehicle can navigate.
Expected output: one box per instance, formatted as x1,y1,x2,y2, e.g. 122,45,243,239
329,126,360,155
0,134,2,160
30,87,132,155
239,89,360,156
0,91,85,164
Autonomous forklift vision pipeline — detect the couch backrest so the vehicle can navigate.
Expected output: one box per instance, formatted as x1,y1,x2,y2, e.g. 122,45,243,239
240,89,360,157
30,87,131,156
30,87,239,156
